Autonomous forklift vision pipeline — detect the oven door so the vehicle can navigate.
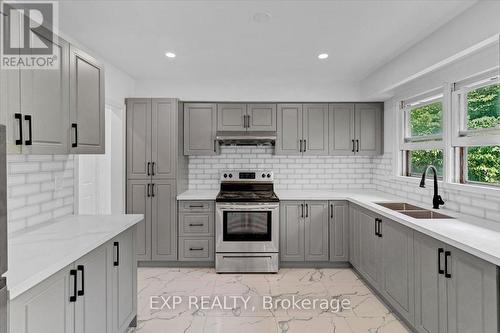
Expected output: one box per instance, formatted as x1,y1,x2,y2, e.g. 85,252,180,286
216,202,279,253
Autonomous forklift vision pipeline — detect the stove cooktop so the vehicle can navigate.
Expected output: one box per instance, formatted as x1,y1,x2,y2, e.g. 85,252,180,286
215,191,279,202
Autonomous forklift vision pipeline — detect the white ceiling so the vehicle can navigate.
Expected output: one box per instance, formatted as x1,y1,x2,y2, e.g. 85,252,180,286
59,0,477,99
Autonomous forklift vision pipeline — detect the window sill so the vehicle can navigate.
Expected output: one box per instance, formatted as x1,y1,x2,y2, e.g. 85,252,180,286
393,175,444,186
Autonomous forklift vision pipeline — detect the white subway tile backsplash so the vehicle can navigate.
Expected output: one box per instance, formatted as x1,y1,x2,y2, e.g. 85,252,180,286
7,155,75,233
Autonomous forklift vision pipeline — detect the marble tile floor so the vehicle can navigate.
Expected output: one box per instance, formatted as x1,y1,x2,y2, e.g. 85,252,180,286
132,267,411,333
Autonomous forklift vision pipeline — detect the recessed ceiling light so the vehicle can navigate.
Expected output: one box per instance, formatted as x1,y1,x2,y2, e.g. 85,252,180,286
165,52,176,58
252,12,272,23
318,53,329,60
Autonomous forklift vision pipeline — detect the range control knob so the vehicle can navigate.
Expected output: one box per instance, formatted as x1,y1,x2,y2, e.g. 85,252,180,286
267,173,271,178
262,173,266,178
223,173,227,178
228,173,233,178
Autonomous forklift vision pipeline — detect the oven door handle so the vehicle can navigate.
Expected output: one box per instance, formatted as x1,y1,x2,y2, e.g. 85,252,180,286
217,204,279,210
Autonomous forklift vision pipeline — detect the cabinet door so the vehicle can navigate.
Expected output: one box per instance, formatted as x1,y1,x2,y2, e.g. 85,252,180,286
126,180,151,261
126,99,152,180
75,244,111,333
111,228,137,333
152,99,176,179
246,103,276,131
329,201,349,262
151,179,177,261
446,246,498,333
0,7,22,154
184,103,217,155
354,103,382,156
381,218,414,324
414,232,447,333
328,103,355,155
359,209,381,287
349,206,360,269
20,29,69,154
276,104,302,155
9,265,74,333
302,104,328,155
305,201,329,261
280,201,304,261
69,45,105,154
217,103,246,131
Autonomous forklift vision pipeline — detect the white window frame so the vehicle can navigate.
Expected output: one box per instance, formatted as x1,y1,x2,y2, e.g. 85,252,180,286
399,88,445,178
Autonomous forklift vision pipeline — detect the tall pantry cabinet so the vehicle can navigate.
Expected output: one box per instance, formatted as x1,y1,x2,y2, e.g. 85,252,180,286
126,98,188,261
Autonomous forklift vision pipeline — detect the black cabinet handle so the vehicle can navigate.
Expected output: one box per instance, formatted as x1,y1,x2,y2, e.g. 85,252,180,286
14,113,23,145
213,140,217,153
378,219,382,237
247,115,250,128
152,162,156,176
151,183,155,197
147,162,151,176
77,265,85,296
189,205,204,208
303,140,307,152
113,242,119,266
299,139,302,152
189,247,204,251
444,251,451,278
72,123,78,147
356,139,360,152
330,204,333,219
301,204,304,218
69,269,77,302
189,223,204,227
352,139,355,152
305,203,309,218
24,115,32,145
438,248,445,275
147,184,151,197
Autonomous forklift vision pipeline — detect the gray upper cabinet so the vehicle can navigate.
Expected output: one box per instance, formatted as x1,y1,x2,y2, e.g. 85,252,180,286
304,201,329,261
280,201,304,261
151,179,177,261
126,99,152,180
329,201,349,262
355,103,383,156
246,104,276,131
184,103,217,155
302,104,329,155
217,103,246,131
380,218,414,324
69,45,105,154
329,103,355,155
151,99,176,179
20,29,69,154
276,104,303,155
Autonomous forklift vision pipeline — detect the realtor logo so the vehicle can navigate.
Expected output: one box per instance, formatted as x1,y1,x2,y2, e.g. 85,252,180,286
1,1,58,69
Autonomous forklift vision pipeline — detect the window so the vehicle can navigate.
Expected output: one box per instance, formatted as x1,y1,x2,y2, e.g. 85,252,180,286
400,89,444,178
453,70,500,187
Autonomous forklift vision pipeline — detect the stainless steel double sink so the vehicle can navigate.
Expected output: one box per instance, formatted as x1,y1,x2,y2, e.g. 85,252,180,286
375,202,454,219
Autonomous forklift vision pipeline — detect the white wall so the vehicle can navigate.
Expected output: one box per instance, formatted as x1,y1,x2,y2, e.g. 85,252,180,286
363,1,500,99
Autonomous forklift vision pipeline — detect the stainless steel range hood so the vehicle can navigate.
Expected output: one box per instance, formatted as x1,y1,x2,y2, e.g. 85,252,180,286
216,131,276,146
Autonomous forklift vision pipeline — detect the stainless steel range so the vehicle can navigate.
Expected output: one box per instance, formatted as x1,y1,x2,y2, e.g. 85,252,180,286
215,170,279,273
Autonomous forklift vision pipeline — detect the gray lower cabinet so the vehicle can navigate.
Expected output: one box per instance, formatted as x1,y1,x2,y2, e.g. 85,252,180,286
151,180,177,261
184,103,217,155
358,207,382,288
178,200,215,262
69,45,105,154
349,205,360,269
9,227,136,333
329,201,349,262
276,104,328,155
126,180,151,261
414,232,498,333
380,218,414,324
280,201,328,262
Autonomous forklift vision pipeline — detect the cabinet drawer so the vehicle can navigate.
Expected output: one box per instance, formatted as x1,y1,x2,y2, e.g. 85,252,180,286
178,238,214,261
179,212,214,236
179,201,214,212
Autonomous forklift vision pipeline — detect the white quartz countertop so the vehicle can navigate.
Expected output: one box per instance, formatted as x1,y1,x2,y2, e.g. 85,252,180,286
177,189,500,267
4,214,143,299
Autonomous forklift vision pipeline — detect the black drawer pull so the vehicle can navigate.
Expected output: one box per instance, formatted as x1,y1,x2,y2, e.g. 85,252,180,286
444,251,452,278
189,247,204,251
189,205,204,208
71,123,78,147
356,139,360,152
113,242,119,266
378,219,382,238
15,113,23,145
437,248,445,274
189,223,204,227
374,218,379,236
77,265,85,296
69,269,77,302
24,115,32,145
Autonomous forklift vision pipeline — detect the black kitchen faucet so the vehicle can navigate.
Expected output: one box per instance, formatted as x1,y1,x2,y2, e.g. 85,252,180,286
419,165,445,209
